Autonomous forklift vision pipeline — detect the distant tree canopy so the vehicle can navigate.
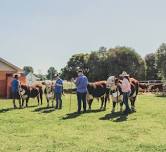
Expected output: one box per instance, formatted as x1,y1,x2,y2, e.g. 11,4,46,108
106,47,145,80
47,67,57,80
145,53,159,80
25,43,166,81
23,66,34,75
156,43,166,79
61,47,146,81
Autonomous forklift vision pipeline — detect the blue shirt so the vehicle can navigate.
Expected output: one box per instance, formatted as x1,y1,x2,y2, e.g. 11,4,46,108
54,79,63,93
11,79,19,92
76,75,88,93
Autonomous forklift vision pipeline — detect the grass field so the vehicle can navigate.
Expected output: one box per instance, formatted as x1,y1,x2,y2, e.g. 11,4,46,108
0,94,166,152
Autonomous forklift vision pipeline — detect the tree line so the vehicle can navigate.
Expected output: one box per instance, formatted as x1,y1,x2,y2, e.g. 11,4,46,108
23,43,166,81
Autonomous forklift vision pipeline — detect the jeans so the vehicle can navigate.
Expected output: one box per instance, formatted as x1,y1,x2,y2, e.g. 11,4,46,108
77,92,87,113
55,93,62,109
123,92,131,113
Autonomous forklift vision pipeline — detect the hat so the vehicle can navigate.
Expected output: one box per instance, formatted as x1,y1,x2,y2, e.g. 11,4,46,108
77,69,83,73
119,71,129,77
13,73,21,78
54,73,59,77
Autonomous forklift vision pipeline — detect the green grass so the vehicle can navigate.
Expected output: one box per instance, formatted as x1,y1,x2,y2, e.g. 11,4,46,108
0,95,166,152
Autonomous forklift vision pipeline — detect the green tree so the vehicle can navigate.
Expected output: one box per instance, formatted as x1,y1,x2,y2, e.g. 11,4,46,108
23,66,34,75
47,67,57,80
145,53,159,80
61,53,89,80
87,51,108,81
106,47,145,80
156,43,166,79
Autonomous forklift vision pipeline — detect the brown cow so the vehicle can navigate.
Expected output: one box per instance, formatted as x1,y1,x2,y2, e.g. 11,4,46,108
87,81,110,110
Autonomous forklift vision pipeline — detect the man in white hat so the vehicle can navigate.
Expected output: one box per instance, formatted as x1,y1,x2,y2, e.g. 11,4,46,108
120,71,131,114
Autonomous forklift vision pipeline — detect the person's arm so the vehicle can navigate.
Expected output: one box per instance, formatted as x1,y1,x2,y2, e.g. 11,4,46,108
75,77,80,86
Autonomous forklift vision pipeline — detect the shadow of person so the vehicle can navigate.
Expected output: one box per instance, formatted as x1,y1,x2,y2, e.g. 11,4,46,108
99,112,128,122
62,109,104,120
32,107,55,113
62,112,81,120
0,107,14,113
113,115,128,122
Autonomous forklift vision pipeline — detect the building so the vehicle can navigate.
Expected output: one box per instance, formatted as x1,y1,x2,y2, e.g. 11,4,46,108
0,57,26,98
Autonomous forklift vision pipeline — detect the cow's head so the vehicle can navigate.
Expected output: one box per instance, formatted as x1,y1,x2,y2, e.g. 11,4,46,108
19,85,29,99
106,76,120,91
106,76,116,87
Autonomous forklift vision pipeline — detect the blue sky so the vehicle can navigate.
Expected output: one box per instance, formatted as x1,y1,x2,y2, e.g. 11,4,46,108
0,0,166,74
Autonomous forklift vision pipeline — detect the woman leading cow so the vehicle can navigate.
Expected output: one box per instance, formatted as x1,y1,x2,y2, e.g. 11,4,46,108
107,71,139,114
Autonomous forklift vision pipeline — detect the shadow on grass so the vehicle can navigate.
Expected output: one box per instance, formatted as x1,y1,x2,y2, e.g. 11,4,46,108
32,107,55,114
62,109,104,120
99,111,128,122
0,107,14,113
24,105,38,108
62,112,81,120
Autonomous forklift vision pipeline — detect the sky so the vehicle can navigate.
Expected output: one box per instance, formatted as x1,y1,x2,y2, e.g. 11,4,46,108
0,0,166,74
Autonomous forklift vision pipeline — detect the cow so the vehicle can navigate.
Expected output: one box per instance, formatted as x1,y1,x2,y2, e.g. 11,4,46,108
87,81,110,110
106,76,139,113
148,84,163,93
139,83,149,93
19,85,43,107
43,82,55,107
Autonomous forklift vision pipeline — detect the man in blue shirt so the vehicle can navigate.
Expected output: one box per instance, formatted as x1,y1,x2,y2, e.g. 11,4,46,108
74,69,88,114
54,74,63,109
11,74,21,108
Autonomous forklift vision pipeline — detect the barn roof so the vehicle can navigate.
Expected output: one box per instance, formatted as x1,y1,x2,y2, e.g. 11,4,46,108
0,57,23,72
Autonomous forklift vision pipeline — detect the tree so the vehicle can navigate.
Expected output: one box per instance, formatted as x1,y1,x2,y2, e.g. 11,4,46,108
145,53,159,80
156,43,166,79
47,67,57,80
23,66,34,75
87,51,108,81
61,46,146,81
106,47,145,80
61,53,89,80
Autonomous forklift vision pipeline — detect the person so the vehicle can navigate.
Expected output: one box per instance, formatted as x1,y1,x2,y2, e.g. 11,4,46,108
119,71,131,114
72,69,88,114
11,74,21,108
54,74,63,109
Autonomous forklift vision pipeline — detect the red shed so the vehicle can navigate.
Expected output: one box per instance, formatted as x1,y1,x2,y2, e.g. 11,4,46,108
0,57,26,98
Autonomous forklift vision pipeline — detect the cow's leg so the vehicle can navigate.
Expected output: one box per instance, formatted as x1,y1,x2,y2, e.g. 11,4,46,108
37,95,40,106
40,92,43,105
47,98,49,107
88,99,93,110
22,99,24,107
103,96,108,110
111,101,116,113
130,97,136,112
52,99,54,107
120,102,123,112
26,98,29,107
18,98,22,108
100,97,104,110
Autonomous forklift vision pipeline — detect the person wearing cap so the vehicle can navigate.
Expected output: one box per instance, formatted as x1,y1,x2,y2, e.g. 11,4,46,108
11,74,21,108
54,73,63,109
119,71,131,114
73,69,88,114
